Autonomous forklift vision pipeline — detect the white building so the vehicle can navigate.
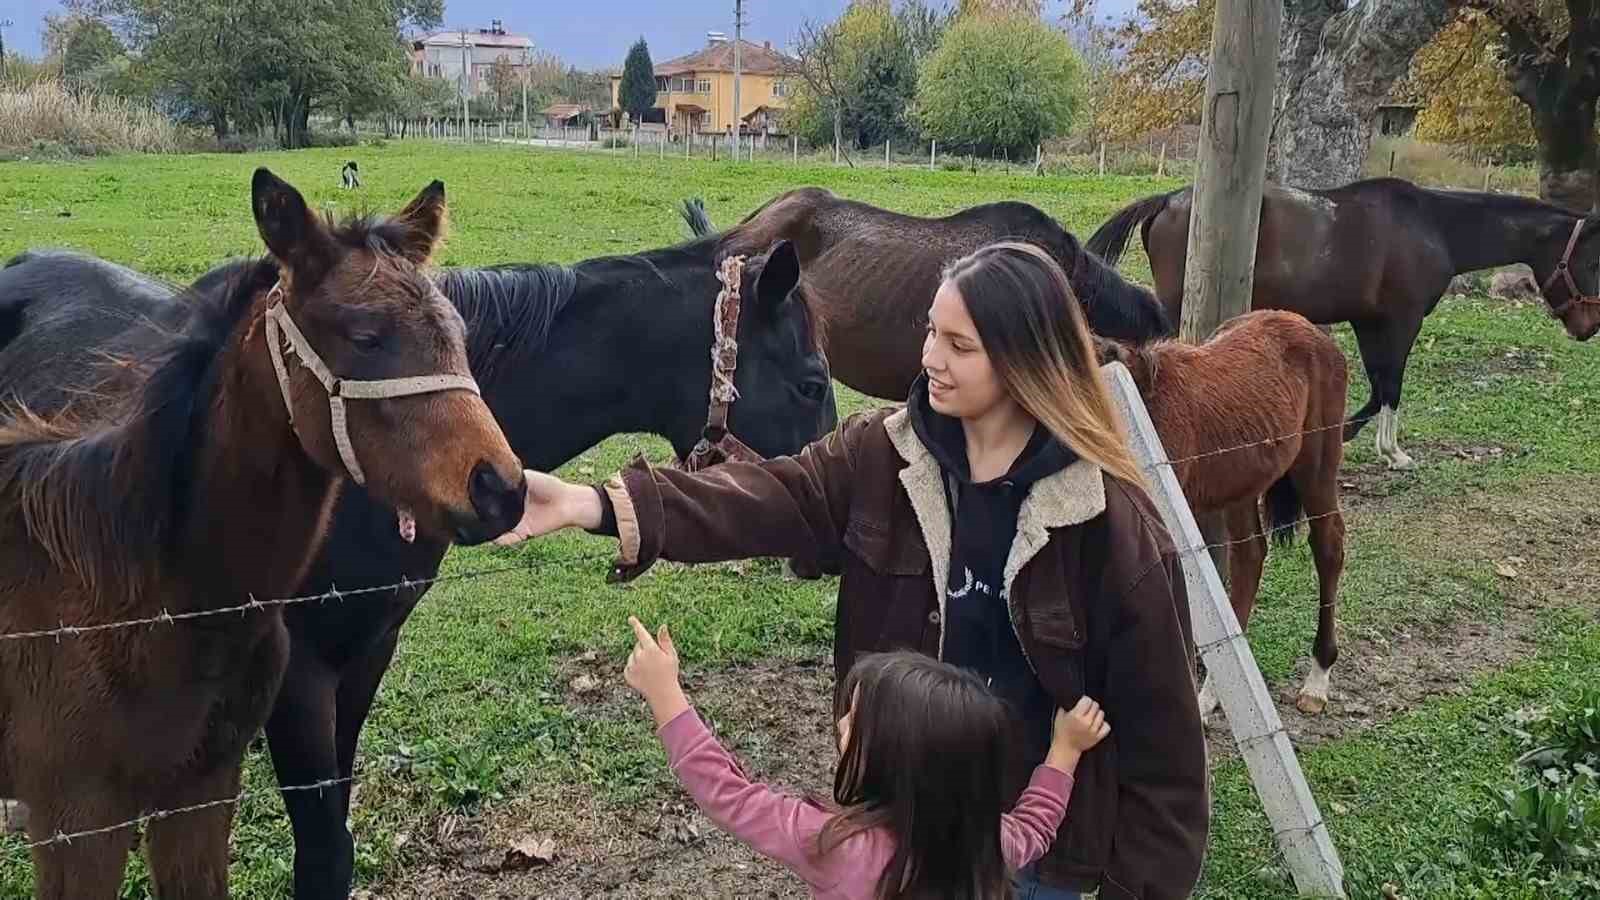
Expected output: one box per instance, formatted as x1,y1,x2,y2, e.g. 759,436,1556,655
411,20,535,98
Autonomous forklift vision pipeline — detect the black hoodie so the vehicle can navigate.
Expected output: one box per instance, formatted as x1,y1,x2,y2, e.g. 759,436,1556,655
906,374,1078,771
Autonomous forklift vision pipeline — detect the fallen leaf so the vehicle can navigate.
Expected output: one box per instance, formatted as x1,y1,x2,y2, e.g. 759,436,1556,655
1495,562,1518,579
501,832,557,870
571,674,603,695
1331,801,1350,816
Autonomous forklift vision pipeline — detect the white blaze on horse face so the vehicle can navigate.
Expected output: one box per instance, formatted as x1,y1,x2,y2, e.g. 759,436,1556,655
1297,660,1332,714
1375,405,1415,470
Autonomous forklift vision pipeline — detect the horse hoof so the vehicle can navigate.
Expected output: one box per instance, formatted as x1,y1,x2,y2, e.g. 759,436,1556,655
1384,452,1416,471
1295,692,1328,715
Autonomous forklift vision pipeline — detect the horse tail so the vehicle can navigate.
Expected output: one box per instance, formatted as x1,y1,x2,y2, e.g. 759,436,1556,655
1265,474,1303,549
1086,191,1175,267
679,197,716,238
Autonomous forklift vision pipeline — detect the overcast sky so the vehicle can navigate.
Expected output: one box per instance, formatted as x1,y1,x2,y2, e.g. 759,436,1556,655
5,0,1139,65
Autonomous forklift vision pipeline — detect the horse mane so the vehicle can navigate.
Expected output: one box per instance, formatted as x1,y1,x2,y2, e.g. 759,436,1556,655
437,264,579,384
0,211,417,604
1058,228,1176,339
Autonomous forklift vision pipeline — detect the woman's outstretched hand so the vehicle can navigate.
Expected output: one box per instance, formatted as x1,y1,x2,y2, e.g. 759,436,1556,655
493,470,604,546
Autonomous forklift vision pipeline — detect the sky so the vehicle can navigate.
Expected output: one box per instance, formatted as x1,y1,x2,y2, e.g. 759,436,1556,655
4,0,1139,66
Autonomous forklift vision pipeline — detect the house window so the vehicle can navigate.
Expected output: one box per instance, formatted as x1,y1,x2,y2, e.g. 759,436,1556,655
772,81,788,98
657,76,670,92
671,75,697,92
697,79,712,94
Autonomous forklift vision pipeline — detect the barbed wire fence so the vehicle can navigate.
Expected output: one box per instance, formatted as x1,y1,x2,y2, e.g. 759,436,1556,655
0,404,1374,890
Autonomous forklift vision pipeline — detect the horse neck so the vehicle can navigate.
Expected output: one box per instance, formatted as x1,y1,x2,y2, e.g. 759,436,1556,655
482,264,712,469
170,313,337,611
1426,190,1580,275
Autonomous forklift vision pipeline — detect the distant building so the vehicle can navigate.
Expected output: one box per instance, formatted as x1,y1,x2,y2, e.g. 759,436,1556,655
609,32,796,136
411,19,535,98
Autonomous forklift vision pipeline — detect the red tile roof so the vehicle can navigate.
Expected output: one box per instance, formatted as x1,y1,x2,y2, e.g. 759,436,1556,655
656,39,795,77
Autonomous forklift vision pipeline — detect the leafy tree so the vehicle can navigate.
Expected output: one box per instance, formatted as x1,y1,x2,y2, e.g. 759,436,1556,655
44,14,124,81
1403,11,1537,156
914,13,1084,157
487,54,519,116
956,0,1045,17
619,38,656,127
790,1,932,154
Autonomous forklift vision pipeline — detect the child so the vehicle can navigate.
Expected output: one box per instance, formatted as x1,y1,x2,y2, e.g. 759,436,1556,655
623,616,1111,900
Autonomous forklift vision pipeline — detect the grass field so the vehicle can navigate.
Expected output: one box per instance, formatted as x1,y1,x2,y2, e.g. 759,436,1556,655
1,142,1597,899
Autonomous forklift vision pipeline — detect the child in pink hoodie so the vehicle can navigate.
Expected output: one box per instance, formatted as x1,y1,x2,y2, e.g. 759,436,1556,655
623,616,1110,900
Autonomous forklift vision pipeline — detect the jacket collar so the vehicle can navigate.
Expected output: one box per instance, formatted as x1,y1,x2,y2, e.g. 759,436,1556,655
884,407,1106,658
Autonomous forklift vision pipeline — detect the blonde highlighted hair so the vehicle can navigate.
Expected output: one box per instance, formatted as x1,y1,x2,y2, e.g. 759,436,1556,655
940,240,1146,488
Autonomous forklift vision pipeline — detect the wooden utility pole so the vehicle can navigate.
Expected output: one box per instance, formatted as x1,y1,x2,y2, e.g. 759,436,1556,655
520,48,530,141
459,30,472,143
0,20,13,80
1179,0,1282,342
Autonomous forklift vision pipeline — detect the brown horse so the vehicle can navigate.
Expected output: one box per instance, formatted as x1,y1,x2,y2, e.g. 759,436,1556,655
1096,310,1349,716
1087,178,1600,470
0,169,525,899
682,187,1174,400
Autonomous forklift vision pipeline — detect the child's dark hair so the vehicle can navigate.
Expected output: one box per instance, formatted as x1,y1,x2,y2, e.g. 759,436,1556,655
820,651,1020,900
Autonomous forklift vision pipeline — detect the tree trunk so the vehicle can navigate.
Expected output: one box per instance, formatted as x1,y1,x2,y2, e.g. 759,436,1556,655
1495,2,1600,212
1268,0,1455,187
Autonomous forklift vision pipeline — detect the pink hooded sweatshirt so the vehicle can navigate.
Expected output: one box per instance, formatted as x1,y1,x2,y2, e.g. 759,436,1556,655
658,706,1075,899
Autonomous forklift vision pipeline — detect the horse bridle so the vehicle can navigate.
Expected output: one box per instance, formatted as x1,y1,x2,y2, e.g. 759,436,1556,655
1542,218,1600,318
676,254,765,472
263,280,482,486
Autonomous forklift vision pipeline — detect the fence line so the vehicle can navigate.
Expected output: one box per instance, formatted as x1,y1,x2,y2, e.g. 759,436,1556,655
0,418,1362,645
0,550,615,644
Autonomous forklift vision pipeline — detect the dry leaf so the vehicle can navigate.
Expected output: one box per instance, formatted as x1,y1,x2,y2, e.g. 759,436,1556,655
571,674,604,695
1494,561,1518,579
502,832,557,870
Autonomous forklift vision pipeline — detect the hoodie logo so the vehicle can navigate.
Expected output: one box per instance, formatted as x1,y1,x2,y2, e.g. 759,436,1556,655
949,566,1006,601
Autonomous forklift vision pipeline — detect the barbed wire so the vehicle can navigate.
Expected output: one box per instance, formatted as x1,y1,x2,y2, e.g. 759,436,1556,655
0,549,616,644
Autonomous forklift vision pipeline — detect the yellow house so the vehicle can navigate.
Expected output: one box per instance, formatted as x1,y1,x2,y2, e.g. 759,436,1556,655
609,35,795,136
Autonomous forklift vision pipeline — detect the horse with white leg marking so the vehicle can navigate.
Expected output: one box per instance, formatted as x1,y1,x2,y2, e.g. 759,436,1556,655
1088,178,1600,470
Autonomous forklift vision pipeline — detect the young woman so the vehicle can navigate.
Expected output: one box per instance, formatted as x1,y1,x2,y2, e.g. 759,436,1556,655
498,241,1209,899
621,619,1111,899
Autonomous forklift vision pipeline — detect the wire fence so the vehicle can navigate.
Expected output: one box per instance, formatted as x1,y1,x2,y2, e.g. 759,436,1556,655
0,418,1361,866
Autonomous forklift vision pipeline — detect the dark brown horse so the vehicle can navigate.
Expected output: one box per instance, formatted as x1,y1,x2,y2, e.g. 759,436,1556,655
1096,310,1349,715
1088,178,1600,470
683,187,1174,400
0,169,525,899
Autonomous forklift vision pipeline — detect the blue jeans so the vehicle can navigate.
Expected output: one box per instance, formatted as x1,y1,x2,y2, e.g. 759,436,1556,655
1012,864,1083,899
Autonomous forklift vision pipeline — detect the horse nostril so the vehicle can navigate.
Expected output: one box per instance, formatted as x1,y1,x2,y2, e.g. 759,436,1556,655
469,461,525,533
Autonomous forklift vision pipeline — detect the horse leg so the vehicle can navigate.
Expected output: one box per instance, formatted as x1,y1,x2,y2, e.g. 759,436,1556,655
1343,321,1385,443
30,809,138,900
1197,501,1268,720
1292,467,1345,715
144,763,243,900
333,621,407,832
265,655,352,900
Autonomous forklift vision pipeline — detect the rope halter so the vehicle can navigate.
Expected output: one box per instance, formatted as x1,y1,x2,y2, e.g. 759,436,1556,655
263,280,482,486
677,254,763,472
1542,219,1600,319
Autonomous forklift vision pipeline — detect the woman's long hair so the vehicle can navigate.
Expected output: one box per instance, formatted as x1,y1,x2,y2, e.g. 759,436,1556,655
940,240,1145,488
817,652,1020,900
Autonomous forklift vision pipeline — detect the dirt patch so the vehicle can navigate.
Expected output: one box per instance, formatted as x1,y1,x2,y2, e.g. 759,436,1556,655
367,480,1600,898
1207,477,1600,760
366,657,838,899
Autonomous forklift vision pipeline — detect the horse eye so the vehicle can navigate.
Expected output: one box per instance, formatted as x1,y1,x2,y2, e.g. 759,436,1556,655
799,380,827,402
349,331,382,351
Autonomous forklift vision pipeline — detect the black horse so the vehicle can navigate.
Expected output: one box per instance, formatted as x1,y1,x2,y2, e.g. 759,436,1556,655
0,231,837,898
1087,178,1600,469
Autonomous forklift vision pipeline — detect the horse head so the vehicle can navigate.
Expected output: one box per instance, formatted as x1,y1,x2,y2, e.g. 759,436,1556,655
249,168,525,545
1534,217,1600,342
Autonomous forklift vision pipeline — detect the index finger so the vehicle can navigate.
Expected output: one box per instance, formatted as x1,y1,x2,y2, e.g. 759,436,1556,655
628,616,656,648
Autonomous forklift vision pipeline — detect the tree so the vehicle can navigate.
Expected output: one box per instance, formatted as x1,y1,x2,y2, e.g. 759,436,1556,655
914,13,1084,157
1453,0,1600,210
79,0,441,146
486,54,519,116
619,38,656,128
1102,0,1455,188
957,0,1045,17
44,14,124,81
789,2,933,155
1062,0,1126,145
1404,10,1538,155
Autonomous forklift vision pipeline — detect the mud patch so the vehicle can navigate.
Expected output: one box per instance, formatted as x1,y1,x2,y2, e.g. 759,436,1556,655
1206,477,1600,760
367,657,838,899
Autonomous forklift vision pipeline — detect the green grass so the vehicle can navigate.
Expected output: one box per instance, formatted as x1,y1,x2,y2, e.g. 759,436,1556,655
0,143,1596,898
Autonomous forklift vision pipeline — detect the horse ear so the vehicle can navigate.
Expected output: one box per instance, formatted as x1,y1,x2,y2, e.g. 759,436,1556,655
389,180,448,265
750,239,801,312
251,167,337,286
